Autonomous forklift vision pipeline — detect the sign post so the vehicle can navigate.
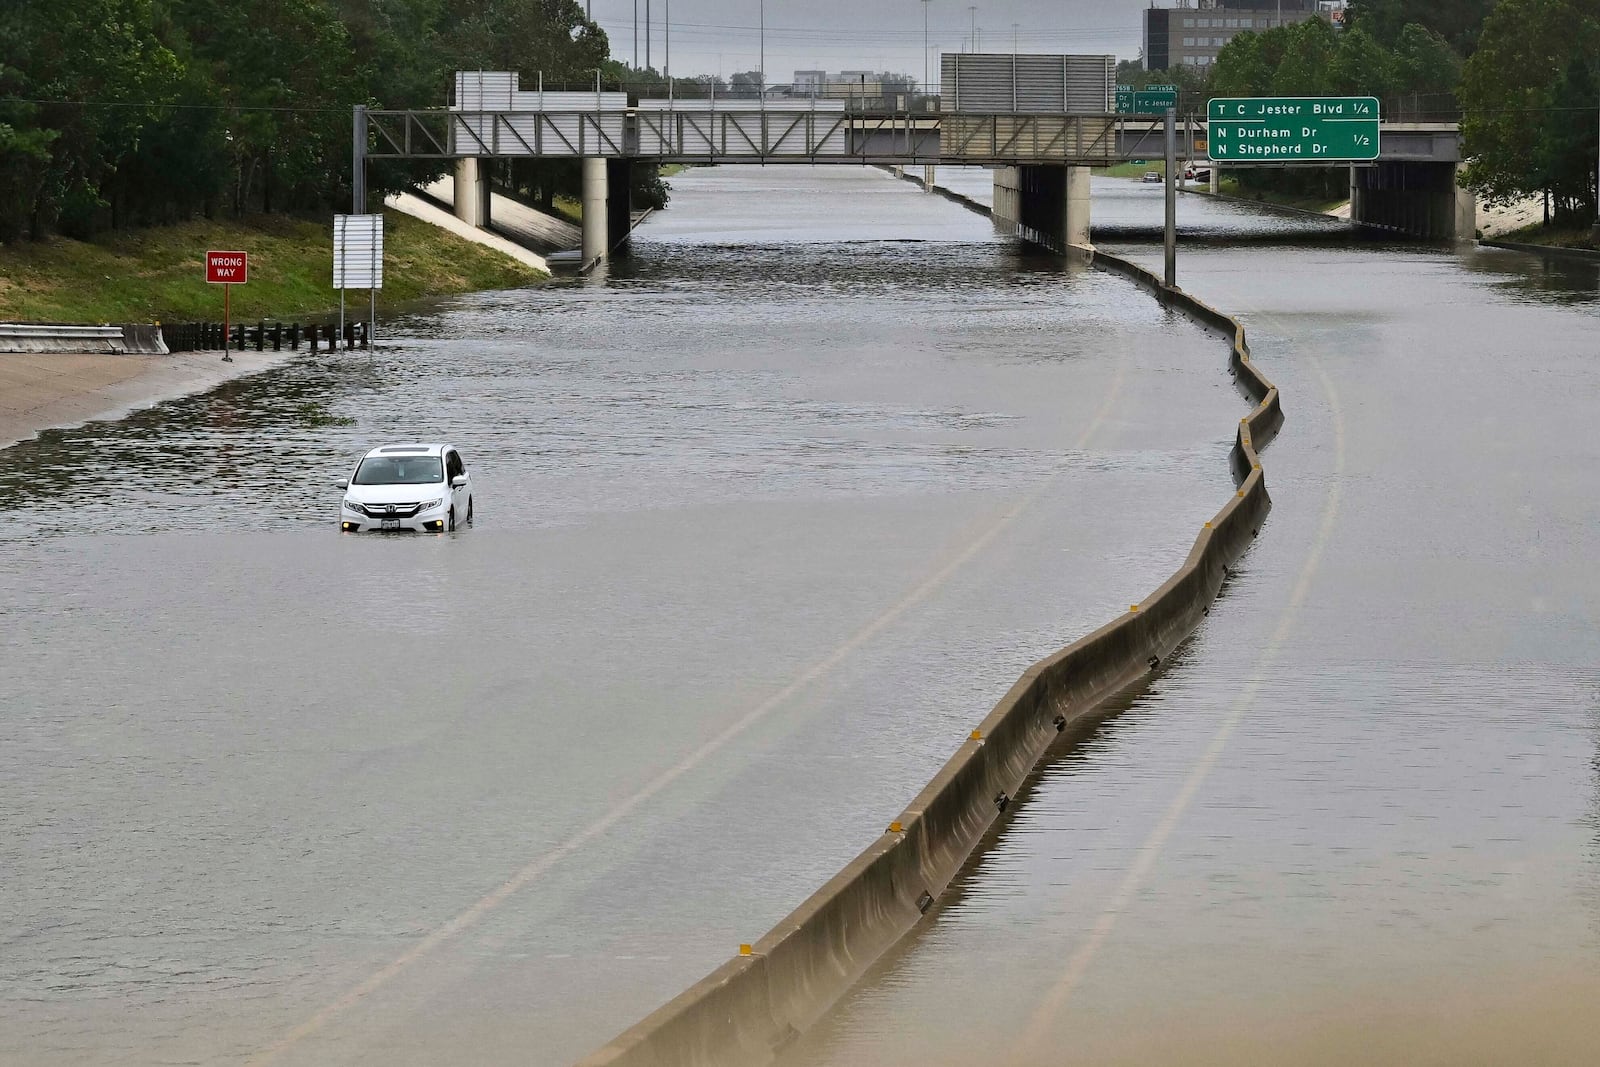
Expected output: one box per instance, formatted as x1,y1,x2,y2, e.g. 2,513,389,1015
1164,108,1177,289
205,250,249,362
334,214,384,348
1207,96,1380,162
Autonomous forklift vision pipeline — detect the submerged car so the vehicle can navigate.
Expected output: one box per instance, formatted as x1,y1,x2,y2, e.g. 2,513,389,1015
1142,171,1163,183
338,443,474,532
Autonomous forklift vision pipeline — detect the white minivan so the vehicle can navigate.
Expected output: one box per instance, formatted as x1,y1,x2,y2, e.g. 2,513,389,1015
338,443,474,532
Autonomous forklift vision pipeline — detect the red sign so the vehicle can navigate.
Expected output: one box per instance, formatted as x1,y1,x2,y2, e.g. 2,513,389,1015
206,250,249,284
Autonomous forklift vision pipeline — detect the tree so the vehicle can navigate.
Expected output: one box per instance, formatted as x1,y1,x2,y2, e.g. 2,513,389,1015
729,71,764,98
1392,24,1463,93
1460,0,1600,220
1271,17,1338,96
1326,27,1396,96
1348,0,1497,55
1211,31,1277,98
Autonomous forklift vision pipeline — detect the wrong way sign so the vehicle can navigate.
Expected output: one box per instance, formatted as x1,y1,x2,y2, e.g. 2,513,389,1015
206,250,249,284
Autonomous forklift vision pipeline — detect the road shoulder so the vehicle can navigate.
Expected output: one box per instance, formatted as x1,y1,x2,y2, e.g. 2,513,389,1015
0,348,292,451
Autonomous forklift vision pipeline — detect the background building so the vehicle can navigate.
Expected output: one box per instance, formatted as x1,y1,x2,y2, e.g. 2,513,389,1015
1143,1,1345,72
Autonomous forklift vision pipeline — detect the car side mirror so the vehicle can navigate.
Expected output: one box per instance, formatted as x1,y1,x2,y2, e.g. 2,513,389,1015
336,478,349,489
450,475,468,488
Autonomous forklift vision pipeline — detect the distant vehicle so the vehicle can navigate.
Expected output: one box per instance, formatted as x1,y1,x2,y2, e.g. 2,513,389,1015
338,443,474,532
1185,167,1212,182
1142,171,1162,183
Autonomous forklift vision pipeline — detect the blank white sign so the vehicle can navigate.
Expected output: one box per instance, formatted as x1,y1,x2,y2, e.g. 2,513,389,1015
334,214,384,290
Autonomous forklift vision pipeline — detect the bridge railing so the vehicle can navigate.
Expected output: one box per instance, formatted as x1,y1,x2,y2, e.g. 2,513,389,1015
1378,91,1462,124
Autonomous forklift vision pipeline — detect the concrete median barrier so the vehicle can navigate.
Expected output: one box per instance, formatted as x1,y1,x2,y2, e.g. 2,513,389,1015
119,324,170,355
574,219,1281,1067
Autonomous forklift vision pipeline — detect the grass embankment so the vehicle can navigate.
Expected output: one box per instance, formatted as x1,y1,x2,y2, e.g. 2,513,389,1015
1497,221,1599,252
0,208,545,324
1094,163,1349,215
1095,161,1165,178
551,196,583,224
1208,176,1347,215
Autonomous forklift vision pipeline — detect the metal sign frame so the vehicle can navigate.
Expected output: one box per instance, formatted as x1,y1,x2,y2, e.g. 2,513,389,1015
333,214,383,347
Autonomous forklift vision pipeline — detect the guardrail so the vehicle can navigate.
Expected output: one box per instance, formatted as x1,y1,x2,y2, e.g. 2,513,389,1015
0,323,127,354
575,193,1283,1067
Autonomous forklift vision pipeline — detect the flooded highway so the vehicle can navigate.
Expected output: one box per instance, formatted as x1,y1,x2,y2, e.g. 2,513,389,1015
1,167,1242,1065
784,179,1600,1065
7,161,1597,1066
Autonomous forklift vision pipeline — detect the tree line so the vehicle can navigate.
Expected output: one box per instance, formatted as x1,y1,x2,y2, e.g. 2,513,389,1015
1147,0,1598,224
0,0,671,243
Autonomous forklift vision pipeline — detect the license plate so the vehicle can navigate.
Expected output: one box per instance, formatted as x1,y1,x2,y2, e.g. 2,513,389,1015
382,519,399,530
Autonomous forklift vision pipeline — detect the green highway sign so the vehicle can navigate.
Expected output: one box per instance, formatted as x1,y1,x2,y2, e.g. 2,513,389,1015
1207,97,1380,162
1116,86,1179,116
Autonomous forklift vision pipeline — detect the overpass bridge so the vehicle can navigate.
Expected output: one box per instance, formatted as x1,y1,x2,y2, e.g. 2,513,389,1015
363,71,1468,264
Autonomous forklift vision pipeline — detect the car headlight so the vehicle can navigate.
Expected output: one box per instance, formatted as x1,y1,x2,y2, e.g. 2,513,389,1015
418,497,445,511
343,498,367,515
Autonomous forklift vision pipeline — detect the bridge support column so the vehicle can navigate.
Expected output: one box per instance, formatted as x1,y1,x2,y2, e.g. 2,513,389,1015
1064,165,1092,249
1451,162,1477,241
1351,162,1472,241
1210,166,1221,195
607,158,633,257
993,166,1021,233
453,157,490,228
999,166,1091,253
924,165,936,192
581,156,608,267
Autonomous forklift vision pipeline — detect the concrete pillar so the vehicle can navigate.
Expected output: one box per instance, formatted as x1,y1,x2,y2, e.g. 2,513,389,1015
1064,165,1092,249
607,158,633,255
1452,162,1476,241
453,157,489,228
1210,166,1221,195
924,164,936,193
581,156,608,267
993,166,1021,233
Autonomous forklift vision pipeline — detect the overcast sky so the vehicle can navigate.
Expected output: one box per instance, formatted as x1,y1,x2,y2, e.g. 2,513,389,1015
585,0,1154,82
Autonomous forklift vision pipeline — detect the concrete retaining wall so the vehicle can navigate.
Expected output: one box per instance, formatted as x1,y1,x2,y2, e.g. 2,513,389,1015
574,186,1283,1067
1480,238,1600,263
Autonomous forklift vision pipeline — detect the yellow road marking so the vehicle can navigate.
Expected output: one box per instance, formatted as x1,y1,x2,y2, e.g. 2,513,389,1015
247,340,1130,1066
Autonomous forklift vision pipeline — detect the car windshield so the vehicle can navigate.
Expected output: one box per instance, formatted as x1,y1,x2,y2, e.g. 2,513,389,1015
353,455,443,485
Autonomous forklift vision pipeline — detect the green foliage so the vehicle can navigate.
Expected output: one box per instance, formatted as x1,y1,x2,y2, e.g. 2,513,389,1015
0,208,544,322
1392,24,1463,93
1460,0,1600,220
1209,17,1452,203
1347,0,1498,55
0,0,616,241
1271,18,1339,95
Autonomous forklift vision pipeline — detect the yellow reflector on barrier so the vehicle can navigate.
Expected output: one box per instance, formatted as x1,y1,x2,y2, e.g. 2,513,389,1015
888,821,904,833
1130,604,1140,612
969,729,983,741
739,944,753,956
